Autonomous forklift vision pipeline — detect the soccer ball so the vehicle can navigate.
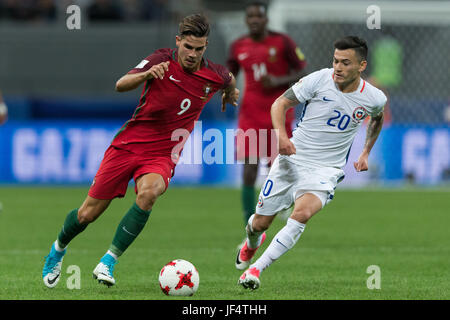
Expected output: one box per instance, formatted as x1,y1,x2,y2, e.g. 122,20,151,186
159,259,200,296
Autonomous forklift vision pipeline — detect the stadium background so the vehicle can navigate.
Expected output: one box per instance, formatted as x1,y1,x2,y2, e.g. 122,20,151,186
0,0,449,187
0,0,449,302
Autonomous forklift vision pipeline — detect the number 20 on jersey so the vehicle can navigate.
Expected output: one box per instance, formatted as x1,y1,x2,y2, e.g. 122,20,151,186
326,109,350,131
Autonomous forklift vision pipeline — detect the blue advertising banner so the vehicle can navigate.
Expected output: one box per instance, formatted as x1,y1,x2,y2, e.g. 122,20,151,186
341,124,450,186
0,120,241,186
1,121,449,186
0,120,120,183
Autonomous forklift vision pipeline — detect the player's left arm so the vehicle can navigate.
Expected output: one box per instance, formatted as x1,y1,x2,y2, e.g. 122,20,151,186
221,73,239,112
354,111,384,172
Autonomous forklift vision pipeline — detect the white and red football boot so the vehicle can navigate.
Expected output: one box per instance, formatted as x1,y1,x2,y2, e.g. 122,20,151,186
235,232,266,270
238,267,261,290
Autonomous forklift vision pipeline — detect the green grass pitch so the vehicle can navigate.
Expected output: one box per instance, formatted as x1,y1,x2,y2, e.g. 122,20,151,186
0,186,449,300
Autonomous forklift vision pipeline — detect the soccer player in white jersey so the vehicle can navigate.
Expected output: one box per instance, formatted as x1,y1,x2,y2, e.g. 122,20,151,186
237,36,387,290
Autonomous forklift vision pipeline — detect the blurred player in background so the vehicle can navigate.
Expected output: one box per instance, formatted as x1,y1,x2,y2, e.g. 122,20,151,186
0,90,7,125
0,90,7,213
236,36,386,290
42,13,239,288
226,1,307,227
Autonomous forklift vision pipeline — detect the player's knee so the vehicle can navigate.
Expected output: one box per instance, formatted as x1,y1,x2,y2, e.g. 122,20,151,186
290,207,314,224
136,187,162,210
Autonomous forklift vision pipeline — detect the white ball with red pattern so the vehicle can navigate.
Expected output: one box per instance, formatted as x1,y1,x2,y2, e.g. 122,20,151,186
159,259,200,296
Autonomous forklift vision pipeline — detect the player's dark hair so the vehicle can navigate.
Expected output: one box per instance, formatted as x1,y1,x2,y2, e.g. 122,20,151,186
179,13,210,38
334,36,368,61
245,1,268,14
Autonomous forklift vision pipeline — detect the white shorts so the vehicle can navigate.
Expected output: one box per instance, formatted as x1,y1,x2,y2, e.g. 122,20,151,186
255,155,345,216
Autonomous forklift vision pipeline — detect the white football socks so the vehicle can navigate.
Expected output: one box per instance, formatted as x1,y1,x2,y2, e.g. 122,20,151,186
106,250,118,261
251,218,306,272
54,240,66,252
246,214,264,249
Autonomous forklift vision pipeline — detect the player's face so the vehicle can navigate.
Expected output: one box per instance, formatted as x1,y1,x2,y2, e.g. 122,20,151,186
176,35,208,72
245,5,268,36
333,49,367,86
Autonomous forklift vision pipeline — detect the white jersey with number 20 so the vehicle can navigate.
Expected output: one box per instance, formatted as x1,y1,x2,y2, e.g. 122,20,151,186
289,68,387,169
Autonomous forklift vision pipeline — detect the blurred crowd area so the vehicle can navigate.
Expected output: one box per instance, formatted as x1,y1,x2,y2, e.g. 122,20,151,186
0,0,448,125
0,0,206,22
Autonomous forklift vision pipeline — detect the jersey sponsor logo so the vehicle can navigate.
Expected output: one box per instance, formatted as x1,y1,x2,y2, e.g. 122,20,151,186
135,60,149,69
237,52,249,61
322,96,334,102
169,75,181,82
352,106,368,122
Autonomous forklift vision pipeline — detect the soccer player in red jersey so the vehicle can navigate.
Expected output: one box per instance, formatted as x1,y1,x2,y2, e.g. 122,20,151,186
42,14,239,288
227,2,307,226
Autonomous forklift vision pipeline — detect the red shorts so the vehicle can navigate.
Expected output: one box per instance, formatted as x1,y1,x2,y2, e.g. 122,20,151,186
88,146,175,200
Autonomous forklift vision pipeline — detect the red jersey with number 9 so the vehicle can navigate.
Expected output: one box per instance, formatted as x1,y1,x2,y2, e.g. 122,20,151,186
111,48,232,159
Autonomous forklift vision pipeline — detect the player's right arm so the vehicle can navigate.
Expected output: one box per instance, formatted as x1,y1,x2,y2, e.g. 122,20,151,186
115,61,170,92
271,88,299,155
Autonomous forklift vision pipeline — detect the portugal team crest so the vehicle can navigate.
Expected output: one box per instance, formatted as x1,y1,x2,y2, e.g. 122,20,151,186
201,82,212,100
268,47,277,62
352,106,368,122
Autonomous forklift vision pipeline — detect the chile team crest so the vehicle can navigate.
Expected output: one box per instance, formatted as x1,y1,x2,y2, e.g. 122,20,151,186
352,106,368,122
